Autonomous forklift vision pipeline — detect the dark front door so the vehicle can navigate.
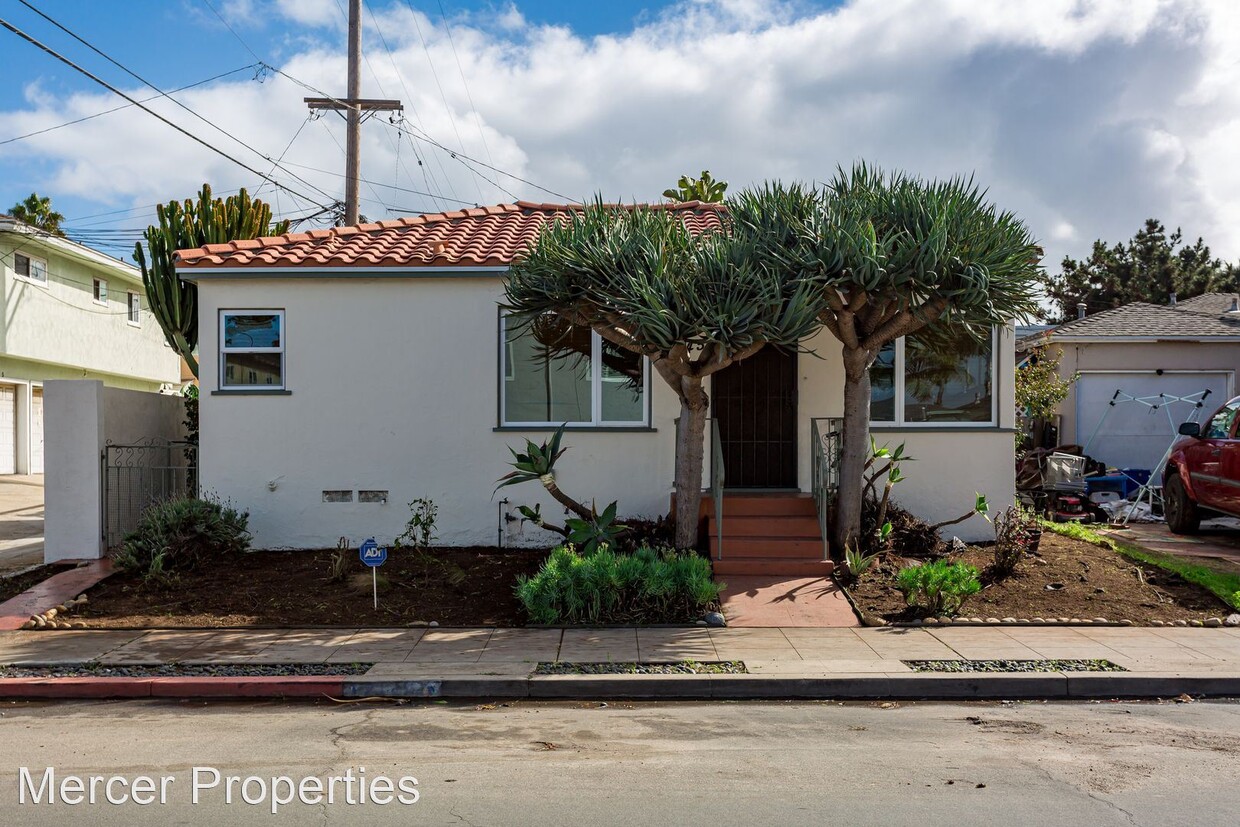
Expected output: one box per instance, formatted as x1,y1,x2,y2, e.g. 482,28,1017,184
711,346,798,488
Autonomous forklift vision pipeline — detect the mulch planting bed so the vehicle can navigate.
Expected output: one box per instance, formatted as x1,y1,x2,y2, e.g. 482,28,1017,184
848,531,1234,624
0,664,372,678
68,547,548,628
0,564,75,605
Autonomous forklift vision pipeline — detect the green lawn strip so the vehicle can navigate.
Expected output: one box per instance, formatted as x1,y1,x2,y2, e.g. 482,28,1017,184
1042,520,1240,611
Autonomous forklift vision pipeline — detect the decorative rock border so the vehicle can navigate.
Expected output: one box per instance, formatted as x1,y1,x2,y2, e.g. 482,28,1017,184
894,615,1235,628
21,594,89,629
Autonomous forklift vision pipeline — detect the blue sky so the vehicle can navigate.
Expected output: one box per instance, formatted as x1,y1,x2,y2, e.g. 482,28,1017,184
0,0,1236,273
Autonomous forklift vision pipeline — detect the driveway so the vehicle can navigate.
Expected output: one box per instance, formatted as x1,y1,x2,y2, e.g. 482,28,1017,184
1104,517,1240,575
0,475,43,575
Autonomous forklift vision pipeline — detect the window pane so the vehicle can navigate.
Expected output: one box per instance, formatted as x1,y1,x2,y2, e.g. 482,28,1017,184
30,259,46,282
224,314,281,348
869,341,896,422
1204,404,1240,439
14,254,30,277
903,328,993,422
503,316,592,423
600,340,645,422
223,352,283,386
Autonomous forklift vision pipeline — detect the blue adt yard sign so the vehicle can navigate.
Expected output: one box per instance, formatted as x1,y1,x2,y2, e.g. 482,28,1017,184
359,538,387,567
359,538,387,609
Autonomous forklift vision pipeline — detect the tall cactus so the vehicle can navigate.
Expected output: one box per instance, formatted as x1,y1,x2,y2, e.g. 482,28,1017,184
134,184,289,379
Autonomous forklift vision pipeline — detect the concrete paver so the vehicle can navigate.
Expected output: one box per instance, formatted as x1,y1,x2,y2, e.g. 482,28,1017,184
0,475,43,575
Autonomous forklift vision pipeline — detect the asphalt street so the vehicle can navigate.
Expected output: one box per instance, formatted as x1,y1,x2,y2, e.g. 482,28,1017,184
0,698,1237,826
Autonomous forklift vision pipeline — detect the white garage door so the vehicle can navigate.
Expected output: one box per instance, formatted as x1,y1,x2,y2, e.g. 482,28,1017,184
1077,372,1233,472
0,384,15,475
30,387,44,475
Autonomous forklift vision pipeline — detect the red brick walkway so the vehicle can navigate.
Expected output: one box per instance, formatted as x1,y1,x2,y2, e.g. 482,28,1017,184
0,559,115,630
720,575,858,627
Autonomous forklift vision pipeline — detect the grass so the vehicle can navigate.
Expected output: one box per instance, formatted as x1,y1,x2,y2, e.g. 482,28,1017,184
1042,520,1240,612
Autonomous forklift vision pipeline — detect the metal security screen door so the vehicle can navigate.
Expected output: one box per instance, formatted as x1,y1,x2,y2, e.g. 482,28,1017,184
103,439,198,549
711,346,798,488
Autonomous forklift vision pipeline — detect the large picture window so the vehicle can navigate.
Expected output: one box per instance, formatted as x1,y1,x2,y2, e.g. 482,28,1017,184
220,310,284,389
871,327,995,425
500,314,648,427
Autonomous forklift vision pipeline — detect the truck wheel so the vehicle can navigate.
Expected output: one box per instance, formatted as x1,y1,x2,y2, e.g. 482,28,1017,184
1164,474,1200,535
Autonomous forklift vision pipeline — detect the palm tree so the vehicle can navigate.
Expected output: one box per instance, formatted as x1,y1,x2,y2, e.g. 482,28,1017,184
9,193,65,236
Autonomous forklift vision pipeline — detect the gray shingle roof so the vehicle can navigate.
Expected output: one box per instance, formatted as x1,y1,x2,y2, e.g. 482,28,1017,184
1018,293,1240,349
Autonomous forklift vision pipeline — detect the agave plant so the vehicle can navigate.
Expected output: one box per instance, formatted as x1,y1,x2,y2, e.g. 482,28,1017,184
494,425,591,521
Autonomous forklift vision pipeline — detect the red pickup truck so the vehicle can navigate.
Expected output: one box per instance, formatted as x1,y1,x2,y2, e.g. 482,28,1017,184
1164,396,1240,533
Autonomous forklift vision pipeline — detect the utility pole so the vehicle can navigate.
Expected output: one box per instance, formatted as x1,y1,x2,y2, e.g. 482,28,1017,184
304,0,401,225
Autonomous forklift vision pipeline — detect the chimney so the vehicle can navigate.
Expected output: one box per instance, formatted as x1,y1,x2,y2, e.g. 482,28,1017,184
1169,291,1177,306
1077,302,1087,320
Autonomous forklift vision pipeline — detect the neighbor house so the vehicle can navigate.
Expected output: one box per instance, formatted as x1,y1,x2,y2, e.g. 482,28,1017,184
1017,293,1240,473
0,215,183,475
175,202,1017,562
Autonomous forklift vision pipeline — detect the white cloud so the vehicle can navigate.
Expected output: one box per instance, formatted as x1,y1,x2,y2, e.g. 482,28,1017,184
2,0,1239,269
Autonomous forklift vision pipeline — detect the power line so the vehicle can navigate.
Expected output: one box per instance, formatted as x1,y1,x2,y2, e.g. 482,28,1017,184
277,157,476,206
435,0,496,171
0,16,330,209
15,1,336,206
0,63,259,147
361,0,454,210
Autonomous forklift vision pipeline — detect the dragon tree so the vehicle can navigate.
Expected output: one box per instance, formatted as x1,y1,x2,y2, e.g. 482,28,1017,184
503,195,827,549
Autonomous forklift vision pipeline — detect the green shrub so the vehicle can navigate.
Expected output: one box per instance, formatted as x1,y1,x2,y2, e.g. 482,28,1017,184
115,496,249,584
515,544,722,625
897,559,982,616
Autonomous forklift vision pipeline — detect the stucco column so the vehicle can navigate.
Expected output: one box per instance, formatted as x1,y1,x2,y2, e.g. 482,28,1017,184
44,380,105,561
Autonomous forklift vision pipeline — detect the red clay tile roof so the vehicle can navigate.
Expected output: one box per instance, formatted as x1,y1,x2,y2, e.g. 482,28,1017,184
174,200,726,270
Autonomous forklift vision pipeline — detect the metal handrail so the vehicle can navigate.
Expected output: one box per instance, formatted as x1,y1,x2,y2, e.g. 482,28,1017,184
810,417,843,561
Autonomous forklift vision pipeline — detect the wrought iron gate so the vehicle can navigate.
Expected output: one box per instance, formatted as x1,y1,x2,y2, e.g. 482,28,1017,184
102,438,198,549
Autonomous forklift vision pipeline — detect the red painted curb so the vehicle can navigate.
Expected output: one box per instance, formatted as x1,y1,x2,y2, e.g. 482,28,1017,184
148,676,346,698
0,676,346,700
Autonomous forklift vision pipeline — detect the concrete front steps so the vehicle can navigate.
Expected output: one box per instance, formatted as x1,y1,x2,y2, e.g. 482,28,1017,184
703,493,834,577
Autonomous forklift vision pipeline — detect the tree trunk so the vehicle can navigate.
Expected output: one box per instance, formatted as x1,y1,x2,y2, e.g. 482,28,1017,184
673,376,709,550
833,347,873,556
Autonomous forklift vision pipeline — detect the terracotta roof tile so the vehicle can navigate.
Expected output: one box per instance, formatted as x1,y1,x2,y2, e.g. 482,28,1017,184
174,201,727,270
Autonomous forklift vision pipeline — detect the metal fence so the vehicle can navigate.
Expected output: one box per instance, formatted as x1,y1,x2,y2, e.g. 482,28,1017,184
102,438,198,549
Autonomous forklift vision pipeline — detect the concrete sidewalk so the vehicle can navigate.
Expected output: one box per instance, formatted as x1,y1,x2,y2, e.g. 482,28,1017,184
2,625,1240,700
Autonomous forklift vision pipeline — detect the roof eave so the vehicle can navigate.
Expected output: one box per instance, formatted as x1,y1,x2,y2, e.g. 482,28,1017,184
177,264,510,282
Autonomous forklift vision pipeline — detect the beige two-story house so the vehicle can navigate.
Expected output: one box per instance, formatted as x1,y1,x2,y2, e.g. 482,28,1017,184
0,215,182,474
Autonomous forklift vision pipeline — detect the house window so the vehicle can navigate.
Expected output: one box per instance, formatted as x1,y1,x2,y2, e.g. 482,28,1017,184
127,292,141,325
13,252,47,283
220,310,284,389
500,314,647,426
93,278,108,304
870,327,996,425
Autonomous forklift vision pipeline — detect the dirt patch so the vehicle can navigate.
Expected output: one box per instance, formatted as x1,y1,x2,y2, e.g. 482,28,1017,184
0,564,74,605
848,531,1233,623
69,547,549,628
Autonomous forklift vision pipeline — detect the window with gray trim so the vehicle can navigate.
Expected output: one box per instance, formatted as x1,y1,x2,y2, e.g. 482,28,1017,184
871,327,996,425
220,310,284,389
14,252,47,283
500,314,647,426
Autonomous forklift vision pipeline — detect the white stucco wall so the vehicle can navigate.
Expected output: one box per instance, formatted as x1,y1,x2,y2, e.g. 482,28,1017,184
792,326,1016,540
44,380,188,561
0,232,180,388
197,274,1017,548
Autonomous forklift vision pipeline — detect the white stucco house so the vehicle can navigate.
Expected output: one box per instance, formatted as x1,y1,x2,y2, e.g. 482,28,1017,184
1018,293,1240,472
176,202,1017,568
0,215,182,475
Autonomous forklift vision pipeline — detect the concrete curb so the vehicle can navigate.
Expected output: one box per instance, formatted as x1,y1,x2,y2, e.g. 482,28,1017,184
3,672,1239,701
